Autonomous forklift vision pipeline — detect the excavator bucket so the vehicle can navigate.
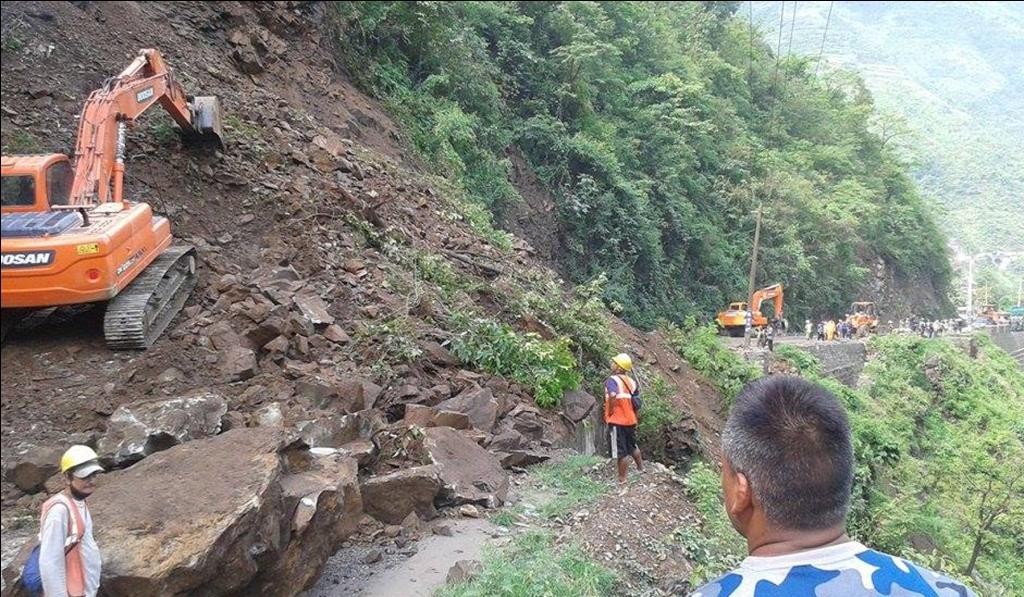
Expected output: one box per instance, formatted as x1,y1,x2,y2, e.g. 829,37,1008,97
188,96,225,148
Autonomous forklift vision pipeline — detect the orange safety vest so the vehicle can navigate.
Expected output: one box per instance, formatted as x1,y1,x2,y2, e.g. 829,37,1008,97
40,491,87,597
604,374,637,426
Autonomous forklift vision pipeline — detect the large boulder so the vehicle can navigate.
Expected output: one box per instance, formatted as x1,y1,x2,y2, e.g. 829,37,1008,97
97,392,227,468
3,444,64,493
404,404,470,430
360,465,441,524
561,390,598,423
295,375,380,413
246,453,362,596
436,387,498,432
2,428,364,597
423,427,508,508
296,416,360,448
220,346,258,381
487,428,527,452
496,449,551,469
511,407,546,441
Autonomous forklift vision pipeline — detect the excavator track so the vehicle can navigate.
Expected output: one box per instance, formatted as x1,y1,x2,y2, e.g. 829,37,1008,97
104,245,197,350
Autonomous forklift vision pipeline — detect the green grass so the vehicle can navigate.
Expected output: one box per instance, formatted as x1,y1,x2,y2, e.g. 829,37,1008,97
773,344,823,375
530,455,610,518
1,34,24,52
150,119,179,146
489,510,518,528
223,114,261,141
437,531,617,597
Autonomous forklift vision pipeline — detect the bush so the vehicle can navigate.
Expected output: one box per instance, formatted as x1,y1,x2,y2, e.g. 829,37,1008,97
511,272,617,368
449,313,581,407
773,344,822,375
635,374,680,463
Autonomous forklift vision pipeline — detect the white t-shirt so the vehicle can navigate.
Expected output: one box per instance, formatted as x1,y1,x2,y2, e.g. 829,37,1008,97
39,497,101,597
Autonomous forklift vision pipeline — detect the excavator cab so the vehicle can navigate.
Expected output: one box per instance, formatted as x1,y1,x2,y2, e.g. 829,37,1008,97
1,155,74,212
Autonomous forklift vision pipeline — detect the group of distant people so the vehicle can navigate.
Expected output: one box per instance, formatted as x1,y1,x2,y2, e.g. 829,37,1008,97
891,318,966,338
804,317,864,342
743,314,787,352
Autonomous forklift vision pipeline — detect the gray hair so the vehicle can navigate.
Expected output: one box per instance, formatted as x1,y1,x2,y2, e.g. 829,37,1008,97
722,376,854,530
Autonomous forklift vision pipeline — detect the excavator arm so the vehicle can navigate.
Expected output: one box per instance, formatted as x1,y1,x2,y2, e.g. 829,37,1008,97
750,284,784,320
69,49,222,205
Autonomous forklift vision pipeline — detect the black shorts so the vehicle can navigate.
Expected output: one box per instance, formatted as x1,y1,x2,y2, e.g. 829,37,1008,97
609,424,637,460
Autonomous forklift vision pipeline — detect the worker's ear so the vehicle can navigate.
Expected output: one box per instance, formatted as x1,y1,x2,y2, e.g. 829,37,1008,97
721,459,753,533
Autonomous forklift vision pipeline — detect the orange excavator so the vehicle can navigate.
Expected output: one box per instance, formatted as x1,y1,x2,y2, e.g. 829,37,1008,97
715,283,784,337
846,301,878,335
1,49,223,348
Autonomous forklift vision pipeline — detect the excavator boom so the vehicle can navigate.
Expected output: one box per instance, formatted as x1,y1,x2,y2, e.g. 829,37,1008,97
70,49,223,205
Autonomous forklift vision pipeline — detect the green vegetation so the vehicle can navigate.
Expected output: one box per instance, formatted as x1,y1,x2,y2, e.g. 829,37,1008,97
753,2,1022,256
2,129,39,154
505,272,617,372
223,114,261,141
489,510,518,529
677,462,745,586
329,1,952,327
528,454,609,519
438,531,616,597
150,118,179,146
354,313,424,380
774,336,1024,595
1,34,23,53
449,312,581,407
664,319,760,406
634,374,681,463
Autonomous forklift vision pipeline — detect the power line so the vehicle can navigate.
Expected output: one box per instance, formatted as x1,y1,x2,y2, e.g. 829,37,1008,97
772,0,786,91
814,0,834,77
748,1,755,92
786,1,798,59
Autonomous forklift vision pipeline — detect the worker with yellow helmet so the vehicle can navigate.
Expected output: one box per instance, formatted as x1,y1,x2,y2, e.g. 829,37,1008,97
25,445,104,596
605,352,644,488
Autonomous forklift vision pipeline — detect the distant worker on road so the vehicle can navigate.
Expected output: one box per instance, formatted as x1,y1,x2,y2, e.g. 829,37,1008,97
689,376,975,597
605,353,643,489
805,319,813,340
743,310,754,348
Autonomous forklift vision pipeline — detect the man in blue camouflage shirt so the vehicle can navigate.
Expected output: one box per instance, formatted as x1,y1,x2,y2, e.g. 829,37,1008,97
691,376,974,597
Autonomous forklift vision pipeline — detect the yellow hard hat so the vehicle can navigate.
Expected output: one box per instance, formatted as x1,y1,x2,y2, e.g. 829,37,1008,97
611,353,633,371
60,445,101,474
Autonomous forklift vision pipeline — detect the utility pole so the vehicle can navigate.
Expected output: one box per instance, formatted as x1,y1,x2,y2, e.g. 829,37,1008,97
747,201,763,304
967,255,974,319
